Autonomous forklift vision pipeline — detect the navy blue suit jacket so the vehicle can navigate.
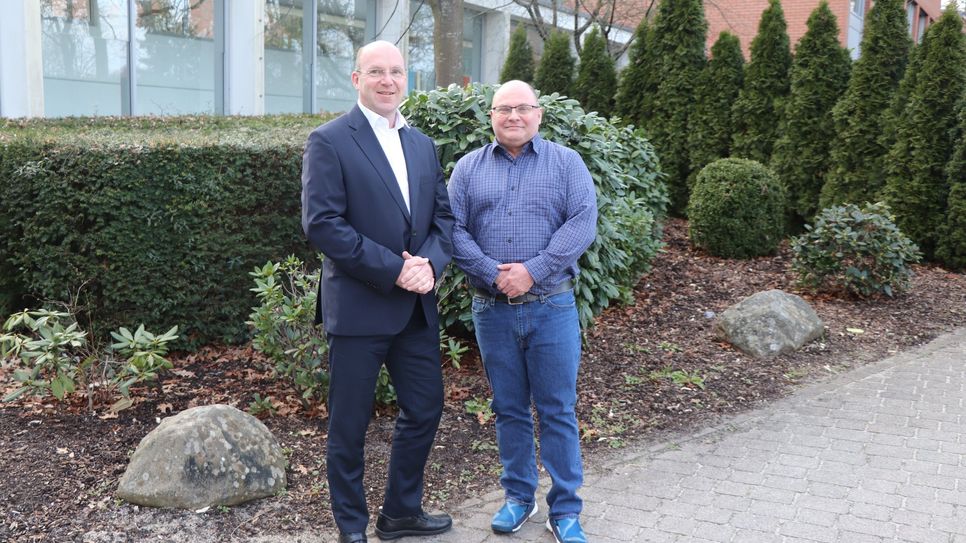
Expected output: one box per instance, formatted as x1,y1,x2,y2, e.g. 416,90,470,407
301,105,454,336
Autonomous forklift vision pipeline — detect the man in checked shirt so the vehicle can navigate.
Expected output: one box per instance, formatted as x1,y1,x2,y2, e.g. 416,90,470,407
448,80,598,543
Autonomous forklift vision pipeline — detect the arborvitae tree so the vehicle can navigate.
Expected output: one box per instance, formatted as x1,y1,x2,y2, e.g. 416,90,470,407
818,0,910,209
770,2,851,226
876,38,924,164
573,27,617,117
730,0,792,164
500,25,535,83
649,0,708,215
938,95,966,270
882,7,966,260
534,31,575,96
687,31,744,187
614,18,658,126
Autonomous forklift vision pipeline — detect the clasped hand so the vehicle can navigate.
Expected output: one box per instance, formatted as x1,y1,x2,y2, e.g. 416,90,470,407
395,251,435,294
495,263,534,299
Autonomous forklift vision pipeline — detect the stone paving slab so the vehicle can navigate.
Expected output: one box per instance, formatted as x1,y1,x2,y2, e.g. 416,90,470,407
398,326,966,543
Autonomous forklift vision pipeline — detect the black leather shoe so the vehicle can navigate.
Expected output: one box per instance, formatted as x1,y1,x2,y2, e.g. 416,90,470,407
338,532,367,543
374,511,453,540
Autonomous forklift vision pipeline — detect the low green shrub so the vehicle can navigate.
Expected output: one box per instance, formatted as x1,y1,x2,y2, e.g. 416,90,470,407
401,84,667,331
0,307,178,412
791,202,921,297
247,255,395,407
687,158,787,258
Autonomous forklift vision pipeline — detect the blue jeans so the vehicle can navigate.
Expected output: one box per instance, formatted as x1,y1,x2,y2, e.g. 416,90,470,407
471,289,583,519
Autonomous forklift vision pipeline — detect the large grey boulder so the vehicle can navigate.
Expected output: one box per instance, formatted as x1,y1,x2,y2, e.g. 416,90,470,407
117,404,287,509
714,289,824,359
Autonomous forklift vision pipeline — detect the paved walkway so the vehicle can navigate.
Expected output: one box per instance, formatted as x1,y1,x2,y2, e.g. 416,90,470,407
410,327,966,543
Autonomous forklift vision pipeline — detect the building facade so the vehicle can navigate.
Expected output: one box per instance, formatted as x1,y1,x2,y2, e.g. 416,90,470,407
0,0,626,119
706,0,943,60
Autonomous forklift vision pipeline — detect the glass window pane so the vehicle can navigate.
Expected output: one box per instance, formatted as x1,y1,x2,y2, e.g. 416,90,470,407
408,2,482,90
135,0,216,115
42,0,129,117
408,0,435,92
316,0,372,113
462,8,482,84
265,0,305,114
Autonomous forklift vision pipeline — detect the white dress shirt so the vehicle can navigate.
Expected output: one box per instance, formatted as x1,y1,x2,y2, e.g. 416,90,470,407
358,101,410,212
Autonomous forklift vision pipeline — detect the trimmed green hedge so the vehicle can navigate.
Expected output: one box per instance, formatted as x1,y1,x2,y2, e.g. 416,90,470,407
0,115,328,347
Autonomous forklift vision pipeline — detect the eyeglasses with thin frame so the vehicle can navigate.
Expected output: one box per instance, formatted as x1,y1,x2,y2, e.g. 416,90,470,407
356,67,406,80
490,104,540,116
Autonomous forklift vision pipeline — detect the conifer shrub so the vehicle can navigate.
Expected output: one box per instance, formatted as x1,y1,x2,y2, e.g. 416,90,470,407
573,27,617,117
819,0,910,209
687,158,787,259
648,0,708,215
730,0,792,165
500,25,535,83
881,7,966,260
937,183,966,271
938,99,966,271
534,31,575,96
614,18,658,126
771,1,851,227
687,31,744,187
791,202,921,298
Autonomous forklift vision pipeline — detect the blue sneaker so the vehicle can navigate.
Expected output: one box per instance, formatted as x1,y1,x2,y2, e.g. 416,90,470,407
491,500,537,533
547,517,587,543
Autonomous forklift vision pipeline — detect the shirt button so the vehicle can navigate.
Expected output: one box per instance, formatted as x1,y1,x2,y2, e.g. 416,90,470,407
507,210,512,215
510,186,516,191
507,239,512,244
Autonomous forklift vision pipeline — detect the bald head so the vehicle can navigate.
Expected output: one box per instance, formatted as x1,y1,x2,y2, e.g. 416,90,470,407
490,80,543,157
493,80,538,105
355,40,404,71
352,40,407,124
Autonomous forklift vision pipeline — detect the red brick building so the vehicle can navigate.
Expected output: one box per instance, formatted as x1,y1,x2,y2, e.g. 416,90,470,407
705,0,943,59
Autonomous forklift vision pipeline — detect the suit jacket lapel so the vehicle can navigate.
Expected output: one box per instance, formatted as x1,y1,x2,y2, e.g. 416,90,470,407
399,126,420,221
347,106,411,223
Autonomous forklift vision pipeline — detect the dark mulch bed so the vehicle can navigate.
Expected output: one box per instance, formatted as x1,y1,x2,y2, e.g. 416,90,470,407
2,218,964,542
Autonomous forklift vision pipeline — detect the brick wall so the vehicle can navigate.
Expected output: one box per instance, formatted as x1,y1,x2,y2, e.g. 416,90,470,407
704,0,942,60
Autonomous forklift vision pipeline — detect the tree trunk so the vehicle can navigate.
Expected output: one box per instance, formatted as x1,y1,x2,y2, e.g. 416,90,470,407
428,0,464,87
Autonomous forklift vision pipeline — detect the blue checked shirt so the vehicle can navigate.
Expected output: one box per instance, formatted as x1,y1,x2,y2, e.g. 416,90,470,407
448,133,598,295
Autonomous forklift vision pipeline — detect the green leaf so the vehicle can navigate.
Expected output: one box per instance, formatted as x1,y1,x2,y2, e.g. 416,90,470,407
3,387,30,402
51,377,66,400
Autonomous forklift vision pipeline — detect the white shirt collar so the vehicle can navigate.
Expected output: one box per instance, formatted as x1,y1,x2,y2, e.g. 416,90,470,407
357,100,408,131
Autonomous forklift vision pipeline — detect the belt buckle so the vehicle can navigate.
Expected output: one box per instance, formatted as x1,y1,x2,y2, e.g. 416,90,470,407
508,295,524,305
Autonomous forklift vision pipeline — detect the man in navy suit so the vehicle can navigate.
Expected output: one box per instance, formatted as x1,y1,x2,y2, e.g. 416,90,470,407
301,40,454,543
